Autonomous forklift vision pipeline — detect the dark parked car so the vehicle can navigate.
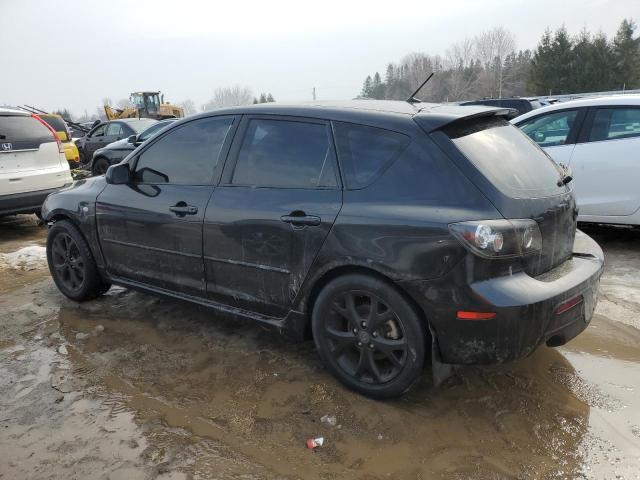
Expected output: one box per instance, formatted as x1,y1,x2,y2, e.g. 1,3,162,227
41,101,604,398
76,118,157,164
459,97,543,119
90,119,176,176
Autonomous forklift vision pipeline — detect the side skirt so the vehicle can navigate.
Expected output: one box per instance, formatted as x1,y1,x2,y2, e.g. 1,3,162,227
109,276,307,341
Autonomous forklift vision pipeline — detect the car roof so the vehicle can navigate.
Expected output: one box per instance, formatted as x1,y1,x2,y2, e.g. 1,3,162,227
190,100,509,133
0,107,29,116
114,118,158,124
512,94,640,123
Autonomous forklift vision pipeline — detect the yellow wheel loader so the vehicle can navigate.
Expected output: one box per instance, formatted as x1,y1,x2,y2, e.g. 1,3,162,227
104,91,184,120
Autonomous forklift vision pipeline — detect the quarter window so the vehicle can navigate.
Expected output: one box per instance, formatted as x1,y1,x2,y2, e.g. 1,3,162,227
333,122,409,189
589,108,640,142
134,116,233,185
231,119,337,188
519,110,578,147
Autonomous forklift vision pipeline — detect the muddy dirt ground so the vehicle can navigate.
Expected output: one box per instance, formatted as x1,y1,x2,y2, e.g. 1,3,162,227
1,215,639,479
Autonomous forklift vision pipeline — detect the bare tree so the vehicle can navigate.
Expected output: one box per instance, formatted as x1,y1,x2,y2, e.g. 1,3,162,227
444,38,481,100
202,86,253,111
102,97,113,107
178,99,197,115
474,27,517,98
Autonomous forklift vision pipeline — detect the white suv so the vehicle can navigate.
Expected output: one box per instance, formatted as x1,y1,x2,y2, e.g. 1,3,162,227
0,108,73,217
512,95,640,226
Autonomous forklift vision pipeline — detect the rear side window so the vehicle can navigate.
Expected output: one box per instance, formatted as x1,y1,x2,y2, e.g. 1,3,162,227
231,119,337,188
134,116,233,185
519,110,578,147
333,122,409,189
0,115,52,150
40,115,67,133
445,117,564,198
589,108,640,141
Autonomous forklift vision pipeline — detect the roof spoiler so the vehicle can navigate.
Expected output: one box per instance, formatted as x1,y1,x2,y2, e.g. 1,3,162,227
415,106,516,133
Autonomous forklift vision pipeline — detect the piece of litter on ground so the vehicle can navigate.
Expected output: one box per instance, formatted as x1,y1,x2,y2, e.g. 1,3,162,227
75,332,90,341
377,433,383,440
94,325,104,333
57,345,68,355
306,437,324,449
320,414,337,426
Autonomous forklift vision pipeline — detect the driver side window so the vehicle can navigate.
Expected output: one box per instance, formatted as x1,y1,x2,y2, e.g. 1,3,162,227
133,116,234,185
519,110,578,147
91,124,107,137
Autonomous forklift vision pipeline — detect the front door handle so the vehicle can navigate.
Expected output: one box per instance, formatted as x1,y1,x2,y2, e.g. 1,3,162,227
169,203,198,216
281,212,321,226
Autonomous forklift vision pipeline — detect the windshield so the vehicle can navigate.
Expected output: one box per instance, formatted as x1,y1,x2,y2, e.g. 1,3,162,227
129,119,158,134
445,117,565,198
139,121,173,141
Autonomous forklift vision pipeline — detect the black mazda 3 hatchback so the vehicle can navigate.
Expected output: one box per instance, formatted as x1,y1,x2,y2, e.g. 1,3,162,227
42,100,604,398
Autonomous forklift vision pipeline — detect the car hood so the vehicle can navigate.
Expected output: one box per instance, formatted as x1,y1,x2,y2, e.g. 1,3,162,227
97,138,135,153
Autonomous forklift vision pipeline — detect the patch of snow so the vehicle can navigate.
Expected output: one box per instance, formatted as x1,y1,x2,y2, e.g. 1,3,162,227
0,246,47,270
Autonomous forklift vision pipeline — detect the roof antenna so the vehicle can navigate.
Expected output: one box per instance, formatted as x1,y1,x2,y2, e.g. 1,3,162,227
406,72,434,104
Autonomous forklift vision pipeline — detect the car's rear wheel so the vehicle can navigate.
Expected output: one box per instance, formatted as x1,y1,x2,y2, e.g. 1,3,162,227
47,220,110,301
92,157,110,176
312,274,426,398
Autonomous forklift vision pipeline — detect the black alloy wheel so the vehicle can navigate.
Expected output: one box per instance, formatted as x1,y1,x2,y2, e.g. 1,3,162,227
50,232,85,292
312,274,426,398
46,220,110,301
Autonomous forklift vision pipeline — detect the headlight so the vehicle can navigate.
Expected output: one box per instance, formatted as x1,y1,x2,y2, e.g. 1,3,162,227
449,219,542,258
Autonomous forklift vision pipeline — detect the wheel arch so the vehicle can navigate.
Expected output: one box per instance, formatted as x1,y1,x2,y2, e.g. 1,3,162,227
301,264,433,346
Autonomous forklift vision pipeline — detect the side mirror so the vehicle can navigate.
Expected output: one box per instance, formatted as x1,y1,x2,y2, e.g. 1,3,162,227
105,163,131,184
127,135,137,144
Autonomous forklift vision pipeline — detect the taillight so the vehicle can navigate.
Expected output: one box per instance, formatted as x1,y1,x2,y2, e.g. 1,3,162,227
32,114,64,154
449,219,542,258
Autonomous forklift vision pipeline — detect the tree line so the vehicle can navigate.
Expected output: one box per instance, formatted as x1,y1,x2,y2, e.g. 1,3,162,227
360,19,640,102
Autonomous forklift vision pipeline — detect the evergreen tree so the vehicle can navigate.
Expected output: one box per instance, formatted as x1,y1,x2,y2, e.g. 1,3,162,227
266,93,275,102
360,75,373,98
612,19,640,89
530,27,574,95
259,93,267,103
371,72,385,99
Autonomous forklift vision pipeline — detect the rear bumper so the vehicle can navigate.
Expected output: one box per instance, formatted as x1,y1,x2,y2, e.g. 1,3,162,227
403,230,604,364
0,185,71,216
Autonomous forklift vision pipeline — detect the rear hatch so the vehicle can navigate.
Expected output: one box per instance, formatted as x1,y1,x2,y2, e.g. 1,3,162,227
0,113,68,195
423,113,577,277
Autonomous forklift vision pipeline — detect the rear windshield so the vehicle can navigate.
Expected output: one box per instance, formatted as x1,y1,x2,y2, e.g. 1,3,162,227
129,119,158,134
445,117,565,198
40,115,67,133
0,115,53,150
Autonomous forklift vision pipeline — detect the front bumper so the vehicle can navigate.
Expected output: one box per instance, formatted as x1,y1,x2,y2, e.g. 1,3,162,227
403,230,604,364
0,185,71,216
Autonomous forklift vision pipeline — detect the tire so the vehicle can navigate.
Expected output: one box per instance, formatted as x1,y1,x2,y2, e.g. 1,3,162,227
312,273,426,399
46,220,110,301
92,157,110,176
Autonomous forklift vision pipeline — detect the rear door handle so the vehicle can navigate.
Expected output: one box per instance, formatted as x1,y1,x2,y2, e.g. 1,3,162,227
280,213,321,226
169,204,198,216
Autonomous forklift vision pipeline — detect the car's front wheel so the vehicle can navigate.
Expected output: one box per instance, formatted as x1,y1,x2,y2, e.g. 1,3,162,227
47,220,110,301
312,273,427,398
92,157,110,176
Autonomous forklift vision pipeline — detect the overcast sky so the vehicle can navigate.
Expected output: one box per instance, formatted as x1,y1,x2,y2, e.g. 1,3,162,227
2,0,636,116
